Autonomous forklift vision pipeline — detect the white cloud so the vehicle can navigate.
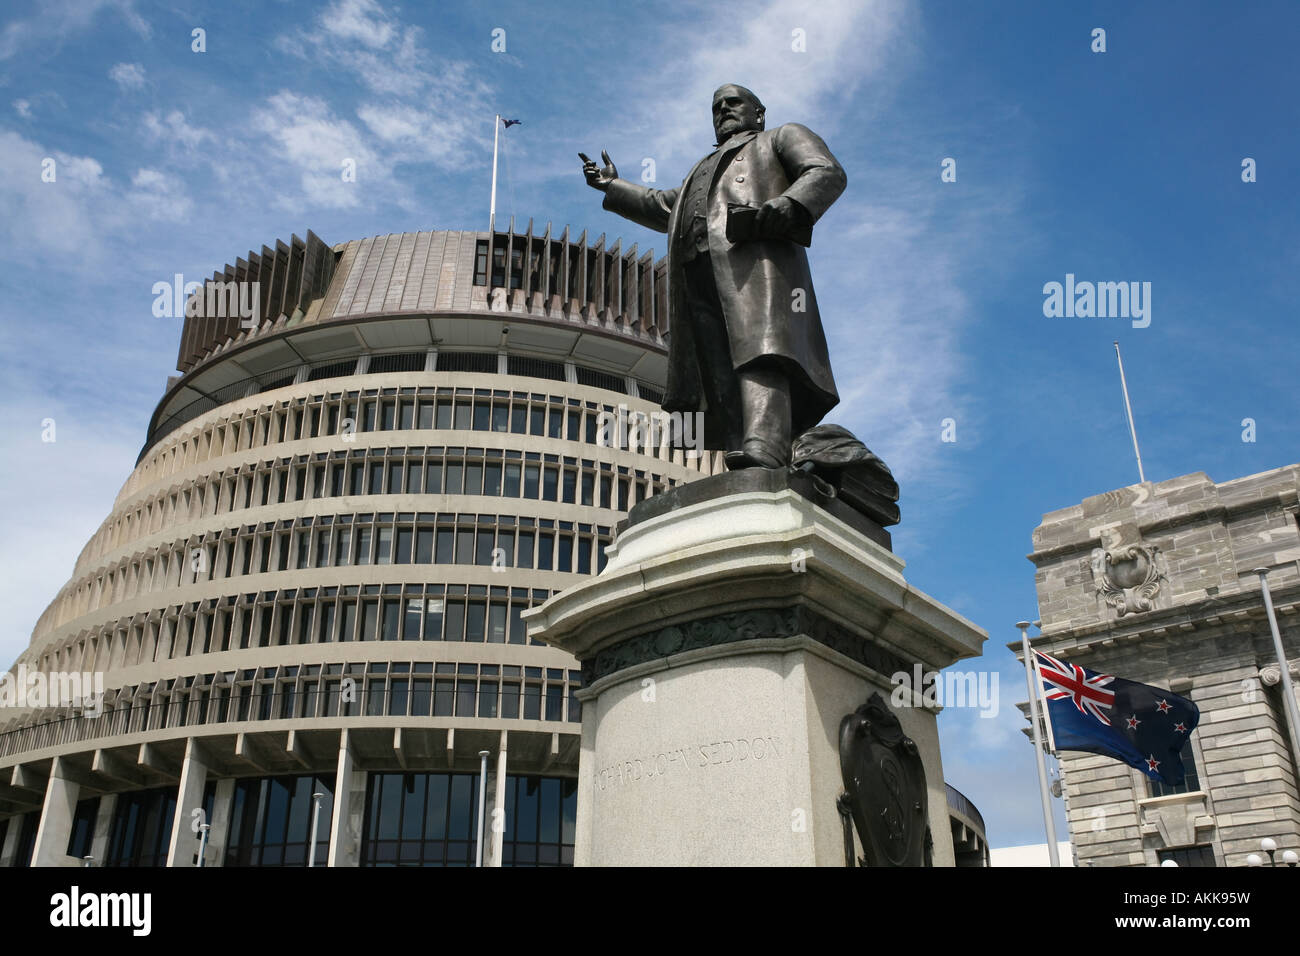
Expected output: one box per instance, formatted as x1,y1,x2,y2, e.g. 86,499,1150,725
252,91,380,209
321,0,397,49
0,0,149,62
109,61,146,90
127,167,192,219
12,98,31,118
142,110,212,153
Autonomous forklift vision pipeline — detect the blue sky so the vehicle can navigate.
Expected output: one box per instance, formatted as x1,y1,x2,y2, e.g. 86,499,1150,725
1,0,1297,850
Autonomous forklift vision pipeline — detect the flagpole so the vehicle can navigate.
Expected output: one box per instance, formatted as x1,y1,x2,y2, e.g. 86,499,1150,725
1255,569,1300,768
489,113,501,234
1017,621,1060,867
1113,341,1146,484
1032,651,1058,756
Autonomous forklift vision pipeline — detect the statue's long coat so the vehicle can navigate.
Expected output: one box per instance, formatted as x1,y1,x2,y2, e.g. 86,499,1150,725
602,123,846,448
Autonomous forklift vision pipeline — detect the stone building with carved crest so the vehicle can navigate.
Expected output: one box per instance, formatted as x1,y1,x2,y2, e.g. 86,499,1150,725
1019,466,1300,867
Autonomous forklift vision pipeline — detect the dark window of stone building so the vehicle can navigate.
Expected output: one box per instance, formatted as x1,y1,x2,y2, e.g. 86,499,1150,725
1157,844,1216,867
1148,739,1201,798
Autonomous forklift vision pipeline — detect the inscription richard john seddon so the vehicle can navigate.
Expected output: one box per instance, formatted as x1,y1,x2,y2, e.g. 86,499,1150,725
597,735,783,790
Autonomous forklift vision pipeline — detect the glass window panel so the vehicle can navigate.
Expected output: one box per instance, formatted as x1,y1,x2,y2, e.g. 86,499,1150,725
487,603,507,644
403,599,422,640
435,529,454,563
381,600,400,641
537,532,554,571
455,528,474,564
360,600,378,641
523,465,539,499
465,601,486,642
508,604,526,645
424,599,444,641
395,528,413,564
376,527,393,564
503,463,521,497
463,462,483,496
542,467,558,501
445,462,463,495
501,682,520,719
478,681,498,718
389,679,409,716
516,531,534,570
455,680,476,717
444,601,465,641
484,463,502,497
476,529,495,566
416,528,433,563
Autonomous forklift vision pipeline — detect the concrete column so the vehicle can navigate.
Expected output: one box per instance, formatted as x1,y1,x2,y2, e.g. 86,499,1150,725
166,738,210,867
87,793,116,866
327,729,364,867
487,730,509,867
205,778,236,866
0,813,25,866
32,758,78,867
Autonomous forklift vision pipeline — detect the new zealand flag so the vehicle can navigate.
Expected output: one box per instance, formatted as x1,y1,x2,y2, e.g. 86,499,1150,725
1034,650,1200,785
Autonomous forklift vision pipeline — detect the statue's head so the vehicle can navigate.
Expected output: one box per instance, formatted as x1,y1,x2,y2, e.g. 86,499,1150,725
712,84,765,142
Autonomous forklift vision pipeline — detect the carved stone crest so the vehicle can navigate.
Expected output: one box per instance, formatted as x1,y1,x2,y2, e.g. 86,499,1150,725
1091,543,1163,616
836,692,932,867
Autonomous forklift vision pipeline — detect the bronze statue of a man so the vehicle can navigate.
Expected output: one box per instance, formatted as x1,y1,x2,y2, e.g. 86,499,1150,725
581,84,846,469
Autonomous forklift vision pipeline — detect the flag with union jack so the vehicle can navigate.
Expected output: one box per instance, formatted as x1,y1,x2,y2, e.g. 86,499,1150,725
1034,650,1200,785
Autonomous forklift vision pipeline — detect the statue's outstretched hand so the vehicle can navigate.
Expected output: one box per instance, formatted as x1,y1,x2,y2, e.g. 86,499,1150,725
579,151,617,192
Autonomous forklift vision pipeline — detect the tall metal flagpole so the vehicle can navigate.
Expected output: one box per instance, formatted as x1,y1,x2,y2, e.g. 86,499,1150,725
1113,341,1146,484
489,114,501,234
1017,621,1060,866
1255,569,1300,768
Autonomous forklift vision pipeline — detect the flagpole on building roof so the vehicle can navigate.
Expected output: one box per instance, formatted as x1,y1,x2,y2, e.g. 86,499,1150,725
489,113,501,234
1018,621,1061,867
1113,341,1146,484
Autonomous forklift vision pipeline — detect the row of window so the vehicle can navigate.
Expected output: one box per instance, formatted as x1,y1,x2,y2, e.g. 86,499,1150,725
12,768,577,867
0,657,581,760
59,508,613,645
23,583,558,721
133,383,681,520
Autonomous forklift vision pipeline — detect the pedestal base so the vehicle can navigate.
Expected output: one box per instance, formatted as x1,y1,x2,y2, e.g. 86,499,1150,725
525,483,986,866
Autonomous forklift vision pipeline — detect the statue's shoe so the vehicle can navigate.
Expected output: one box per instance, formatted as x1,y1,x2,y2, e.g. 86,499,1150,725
724,441,787,470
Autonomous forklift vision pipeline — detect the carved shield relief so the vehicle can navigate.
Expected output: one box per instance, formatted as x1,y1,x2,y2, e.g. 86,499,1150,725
837,693,932,867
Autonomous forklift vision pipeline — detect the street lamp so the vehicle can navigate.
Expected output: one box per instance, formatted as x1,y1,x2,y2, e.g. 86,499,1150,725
196,822,211,867
1260,837,1278,866
1246,853,1264,867
1283,850,1299,867
308,792,325,868
1160,859,1178,867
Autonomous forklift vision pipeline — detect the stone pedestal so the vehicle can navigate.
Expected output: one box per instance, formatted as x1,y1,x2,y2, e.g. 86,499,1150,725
525,473,986,866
